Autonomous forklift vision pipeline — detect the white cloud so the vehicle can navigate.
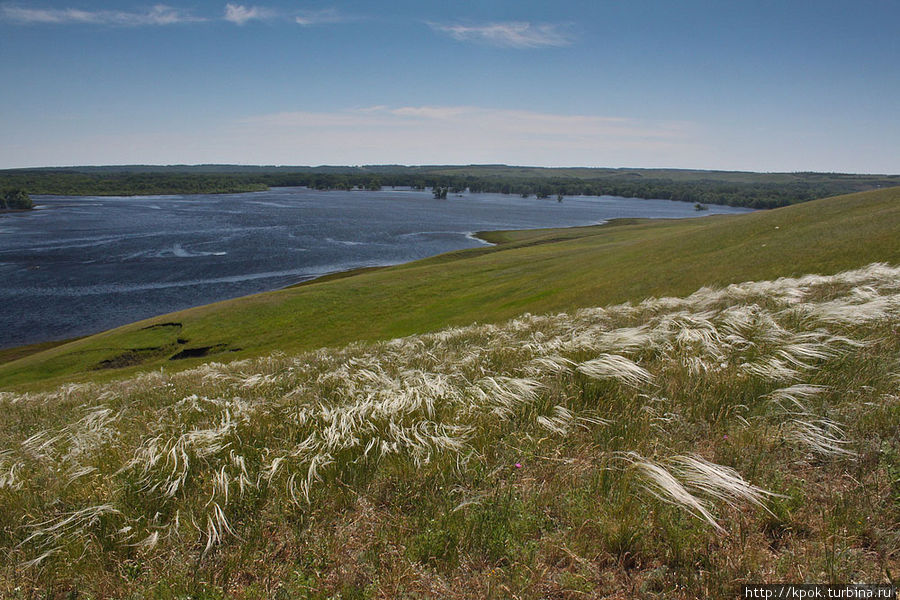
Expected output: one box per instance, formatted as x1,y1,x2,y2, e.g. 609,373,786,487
1,3,354,28
221,4,346,26
0,4,202,26
295,8,344,26
224,4,275,25
430,21,573,48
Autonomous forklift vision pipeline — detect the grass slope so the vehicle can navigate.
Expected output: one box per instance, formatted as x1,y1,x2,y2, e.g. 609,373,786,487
2,262,899,598
2,187,899,389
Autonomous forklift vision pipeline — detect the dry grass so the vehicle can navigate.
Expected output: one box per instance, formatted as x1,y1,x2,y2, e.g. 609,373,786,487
1,263,899,598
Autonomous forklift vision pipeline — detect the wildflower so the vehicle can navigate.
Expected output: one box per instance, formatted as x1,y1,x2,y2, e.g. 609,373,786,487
514,462,522,469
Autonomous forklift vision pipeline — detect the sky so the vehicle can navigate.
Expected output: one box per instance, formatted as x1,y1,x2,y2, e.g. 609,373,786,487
1,0,898,173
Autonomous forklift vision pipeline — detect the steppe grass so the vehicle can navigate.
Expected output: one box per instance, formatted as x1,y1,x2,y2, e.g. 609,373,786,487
1,262,898,598
2,187,899,389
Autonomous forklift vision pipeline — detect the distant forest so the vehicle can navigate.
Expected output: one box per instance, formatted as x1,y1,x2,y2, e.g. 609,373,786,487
2,165,897,209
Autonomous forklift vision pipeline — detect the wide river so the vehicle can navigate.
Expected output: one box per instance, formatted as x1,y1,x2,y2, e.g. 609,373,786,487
0,187,752,348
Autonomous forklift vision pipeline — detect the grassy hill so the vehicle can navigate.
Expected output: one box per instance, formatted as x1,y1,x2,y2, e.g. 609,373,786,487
2,186,898,390
2,261,899,598
1,187,899,598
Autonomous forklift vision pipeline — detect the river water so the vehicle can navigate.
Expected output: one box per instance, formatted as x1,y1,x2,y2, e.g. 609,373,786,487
0,187,752,348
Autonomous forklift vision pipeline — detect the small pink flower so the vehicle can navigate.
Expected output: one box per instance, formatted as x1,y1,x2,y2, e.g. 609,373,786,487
723,434,729,440
514,463,522,469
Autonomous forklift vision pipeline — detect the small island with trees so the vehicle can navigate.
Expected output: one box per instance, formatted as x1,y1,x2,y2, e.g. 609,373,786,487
0,189,32,210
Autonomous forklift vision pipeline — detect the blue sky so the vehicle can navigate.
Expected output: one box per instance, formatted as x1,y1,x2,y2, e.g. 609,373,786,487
1,1,898,172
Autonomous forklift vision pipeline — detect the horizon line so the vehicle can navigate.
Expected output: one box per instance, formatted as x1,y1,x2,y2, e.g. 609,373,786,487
2,163,897,177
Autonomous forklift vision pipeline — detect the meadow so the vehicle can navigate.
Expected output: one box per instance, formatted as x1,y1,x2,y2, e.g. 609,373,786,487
1,260,898,598
0,187,898,598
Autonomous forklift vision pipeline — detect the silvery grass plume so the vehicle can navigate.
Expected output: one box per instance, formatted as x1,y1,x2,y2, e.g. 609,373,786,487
763,386,856,457
800,290,900,325
20,504,122,565
524,354,576,376
740,357,803,383
0,449,22,490
535,405,576,435
668,455,781,512
63,406,119,462
469,376,543,419
576,354,654,388
119,408,239,499
592,325,657,354
785,417,856,458
619,453,778,532
617,452,723,532
764,384,829,413
656,312,722,351
203,502,237,556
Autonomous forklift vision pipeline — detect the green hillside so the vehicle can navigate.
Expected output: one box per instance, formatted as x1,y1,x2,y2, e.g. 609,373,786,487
2,186,898,390
1,187,899,598
3,257,899,598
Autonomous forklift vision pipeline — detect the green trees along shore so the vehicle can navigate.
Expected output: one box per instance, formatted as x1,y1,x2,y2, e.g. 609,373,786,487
1,165,897,208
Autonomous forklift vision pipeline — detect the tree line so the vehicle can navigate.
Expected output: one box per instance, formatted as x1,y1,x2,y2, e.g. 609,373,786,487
0,172,267,197
1,167,896,209
234,172,899,209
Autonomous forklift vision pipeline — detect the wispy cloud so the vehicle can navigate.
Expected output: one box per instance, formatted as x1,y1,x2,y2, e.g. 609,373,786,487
388,106,474,120
243,105,689,140
295,8,344,26
0,105,703,168
430,21,573,48
0,4,203,26
224,4,276,25
235,105,697,166
2,3,352,27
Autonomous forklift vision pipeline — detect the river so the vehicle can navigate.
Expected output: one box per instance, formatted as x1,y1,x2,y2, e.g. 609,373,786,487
0,187,752,348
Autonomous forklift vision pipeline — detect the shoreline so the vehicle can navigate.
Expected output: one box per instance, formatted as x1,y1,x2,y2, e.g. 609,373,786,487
0,209,734,363
0,221,587,362
281,228,502,291
0,336,87,365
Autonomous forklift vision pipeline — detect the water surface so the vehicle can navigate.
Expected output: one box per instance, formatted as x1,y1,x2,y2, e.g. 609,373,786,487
0,187,752,348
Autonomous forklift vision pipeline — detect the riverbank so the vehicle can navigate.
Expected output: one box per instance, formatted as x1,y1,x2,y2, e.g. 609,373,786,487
0,222,609,365
2,186,897,390
2,189,750,352
0,337,83,365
